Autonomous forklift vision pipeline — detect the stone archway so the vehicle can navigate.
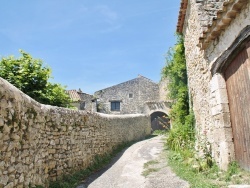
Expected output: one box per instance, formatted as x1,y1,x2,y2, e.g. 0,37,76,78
150,111,170,132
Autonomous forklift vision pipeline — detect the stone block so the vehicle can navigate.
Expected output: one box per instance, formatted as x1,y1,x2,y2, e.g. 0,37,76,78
48,161,56,169
11,133,20,140
48,149,56,154
8,174,15,182
215,88,229,104
0,118,4,127
4,182,14,188
211,104,229,116
50,140,55,146
210,73,226,92
8,166,15,173
213,112,231,129
16,184,24,188
0,175,8,186
219,141,231,170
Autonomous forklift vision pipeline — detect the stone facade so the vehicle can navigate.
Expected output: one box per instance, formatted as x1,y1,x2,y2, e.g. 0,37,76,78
0,77,151,187
159,78,170,101
94,75,160,114
66,89,94,111
178,0,250,170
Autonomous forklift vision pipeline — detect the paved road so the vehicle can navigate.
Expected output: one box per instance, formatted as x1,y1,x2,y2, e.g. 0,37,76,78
77,136,189,188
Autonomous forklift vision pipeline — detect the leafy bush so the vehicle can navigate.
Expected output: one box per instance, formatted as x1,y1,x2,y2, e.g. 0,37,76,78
162,34,195,151
0,50,72,107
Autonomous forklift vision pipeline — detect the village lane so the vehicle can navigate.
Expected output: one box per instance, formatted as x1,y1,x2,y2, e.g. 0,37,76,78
77,135,189,188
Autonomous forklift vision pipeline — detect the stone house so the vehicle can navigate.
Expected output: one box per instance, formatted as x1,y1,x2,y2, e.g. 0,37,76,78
177,0,250,170
67,75,171,131
94,75,171,131
66,89,94,111
94,75,160,114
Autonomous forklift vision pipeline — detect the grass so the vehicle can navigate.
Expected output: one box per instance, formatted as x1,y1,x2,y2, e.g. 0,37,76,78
166,149,250,188
142,167,160,177
143,160,159,168
167,150,220,188
152,129,169,135
142,160,160,177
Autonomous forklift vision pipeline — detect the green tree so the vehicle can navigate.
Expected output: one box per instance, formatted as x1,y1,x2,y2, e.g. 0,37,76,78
0,50,71,107
162,34,194,151
162,34,189,124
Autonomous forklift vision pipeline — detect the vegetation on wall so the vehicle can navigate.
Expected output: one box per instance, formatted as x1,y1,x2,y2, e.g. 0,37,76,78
161,34,195,151
0,50,72,107
160,34,250,188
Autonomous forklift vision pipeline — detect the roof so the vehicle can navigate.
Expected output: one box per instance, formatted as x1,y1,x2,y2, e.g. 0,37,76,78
176,0,188,33
66,89,93,102
199,0,248,49
176,0,248,49
95,75,157,93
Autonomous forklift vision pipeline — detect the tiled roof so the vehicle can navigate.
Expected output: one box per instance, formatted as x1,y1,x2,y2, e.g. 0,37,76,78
176,0,188,33
66,89,94,102
65,90,81,102
199,0,248,49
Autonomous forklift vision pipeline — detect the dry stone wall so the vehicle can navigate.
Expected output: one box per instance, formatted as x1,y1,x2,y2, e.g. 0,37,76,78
0,77,151,188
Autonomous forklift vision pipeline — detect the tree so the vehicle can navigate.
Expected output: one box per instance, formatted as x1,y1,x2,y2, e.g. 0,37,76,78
0,50,72,107
162,34,189,125
162,34,195,151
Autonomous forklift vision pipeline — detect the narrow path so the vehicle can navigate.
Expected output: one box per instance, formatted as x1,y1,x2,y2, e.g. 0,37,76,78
77,136,189,188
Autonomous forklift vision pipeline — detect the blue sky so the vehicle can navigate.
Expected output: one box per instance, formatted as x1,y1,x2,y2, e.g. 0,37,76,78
0,1,180,94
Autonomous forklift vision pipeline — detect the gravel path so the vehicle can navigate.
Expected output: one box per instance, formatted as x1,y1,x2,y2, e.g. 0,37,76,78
77,135,189,188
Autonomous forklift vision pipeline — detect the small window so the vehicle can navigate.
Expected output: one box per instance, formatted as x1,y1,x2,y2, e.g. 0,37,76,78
80,102,85,110
129,93,133,98
111,101,120,111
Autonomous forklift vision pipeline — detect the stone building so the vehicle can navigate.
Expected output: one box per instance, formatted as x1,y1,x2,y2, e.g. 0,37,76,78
94,75,160,114
94,75,171,131
177,0,250,170
66,89,94,111
67,75,171,131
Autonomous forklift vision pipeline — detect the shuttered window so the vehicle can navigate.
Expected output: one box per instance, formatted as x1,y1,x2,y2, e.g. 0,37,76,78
111,101,120,111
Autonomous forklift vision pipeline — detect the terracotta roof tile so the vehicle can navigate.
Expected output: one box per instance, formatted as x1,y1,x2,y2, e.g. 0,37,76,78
176,0,188,33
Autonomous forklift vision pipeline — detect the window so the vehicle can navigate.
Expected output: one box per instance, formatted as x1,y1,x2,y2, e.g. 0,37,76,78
80,102,85,110
111,101,120,111
129,93,133,98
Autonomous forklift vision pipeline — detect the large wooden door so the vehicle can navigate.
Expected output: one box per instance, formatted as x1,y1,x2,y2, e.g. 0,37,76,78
224,41,250,170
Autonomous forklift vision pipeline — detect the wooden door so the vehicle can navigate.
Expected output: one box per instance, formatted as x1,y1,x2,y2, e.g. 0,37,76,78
224,41,250,170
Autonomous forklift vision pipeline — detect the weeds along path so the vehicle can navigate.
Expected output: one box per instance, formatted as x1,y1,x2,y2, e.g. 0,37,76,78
77,135,189,188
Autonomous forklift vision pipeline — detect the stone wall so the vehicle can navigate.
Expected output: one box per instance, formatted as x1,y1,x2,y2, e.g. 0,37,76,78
206,1,250,169
159,78,170,101
0,77,151,187
95,75,159,114
182,0,250,169
66,90,94,111
183,0,214,154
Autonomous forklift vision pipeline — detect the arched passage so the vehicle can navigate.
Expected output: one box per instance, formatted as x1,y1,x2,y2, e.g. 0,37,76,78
150,111,170,132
